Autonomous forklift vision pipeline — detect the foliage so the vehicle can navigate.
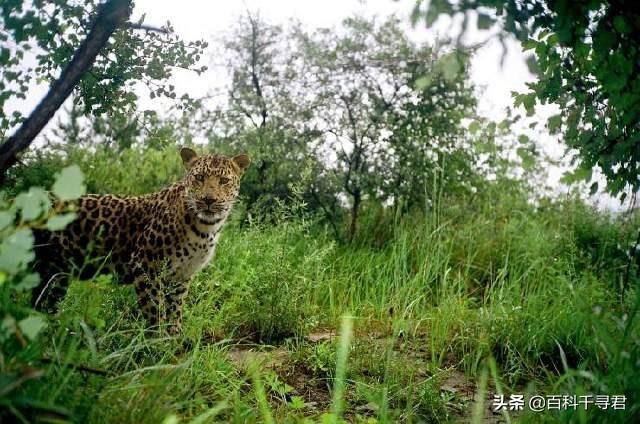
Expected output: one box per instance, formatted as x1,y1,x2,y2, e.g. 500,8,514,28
294,17,482,237
1,174,636,422
213,14,331,223
0,0,207,138
44,99,185,152
411,0,640,198
384,48,479,209
214,14,530,240
1,5,638,422
5,13,544,243
5,143,186,197
189,208,332,343
0,165,85,421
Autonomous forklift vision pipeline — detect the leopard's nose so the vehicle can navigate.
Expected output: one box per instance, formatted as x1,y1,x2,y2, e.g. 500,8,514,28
203,197,215,207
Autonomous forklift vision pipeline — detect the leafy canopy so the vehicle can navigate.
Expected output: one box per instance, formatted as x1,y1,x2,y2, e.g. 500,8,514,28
0,0,207,138
412,0,640,199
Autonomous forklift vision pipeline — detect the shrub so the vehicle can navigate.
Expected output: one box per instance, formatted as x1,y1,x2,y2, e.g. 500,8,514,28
0,166,85,422
187,218,333,342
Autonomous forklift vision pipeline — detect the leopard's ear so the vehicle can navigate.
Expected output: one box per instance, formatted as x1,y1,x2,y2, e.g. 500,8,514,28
180,147,198,169
232,154,251,175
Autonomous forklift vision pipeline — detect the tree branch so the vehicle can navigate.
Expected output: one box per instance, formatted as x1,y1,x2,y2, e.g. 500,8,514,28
247,12,269,129
0,0,132,180
127,22,169,34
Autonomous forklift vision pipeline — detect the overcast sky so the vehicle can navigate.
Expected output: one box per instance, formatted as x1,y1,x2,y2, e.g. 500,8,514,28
132,0,538,123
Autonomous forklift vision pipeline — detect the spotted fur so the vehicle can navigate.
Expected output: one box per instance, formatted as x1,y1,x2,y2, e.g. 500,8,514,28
32,148,250,333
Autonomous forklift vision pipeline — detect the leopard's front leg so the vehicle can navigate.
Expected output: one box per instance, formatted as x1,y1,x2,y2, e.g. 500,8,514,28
131,265,188,335
164,281,189,335
131,264,165,330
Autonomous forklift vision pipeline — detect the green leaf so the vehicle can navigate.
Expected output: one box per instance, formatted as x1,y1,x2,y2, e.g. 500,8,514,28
468,121,480,134
521,94,536,115
161,414,179,424
517,147,536,170
613,16,629,34
321,413,337,424
18,315,47,341
547,114,562,134
525,55,539,75
477,13,494,30
0,210,14,231
288,396,306,410
561,166,592,185
15,187,50,221
52,165,86,201
522,39,537,51
46,212,77,231
1,315,17,337
0,228,34,274
475,141,493,154
593,29,616,53
14,272,41,291
438,54,461,81
410,4,421,26
414,75,432,90
425,6,439,27
589,182,599,195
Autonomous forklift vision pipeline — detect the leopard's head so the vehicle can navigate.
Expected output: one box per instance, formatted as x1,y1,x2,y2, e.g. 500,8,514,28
180,147,250,224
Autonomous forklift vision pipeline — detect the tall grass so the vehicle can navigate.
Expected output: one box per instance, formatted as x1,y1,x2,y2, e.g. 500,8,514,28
2,171,639,422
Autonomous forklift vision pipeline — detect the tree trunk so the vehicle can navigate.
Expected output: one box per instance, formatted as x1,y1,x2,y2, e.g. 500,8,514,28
348,190,361,243
0,0,132,181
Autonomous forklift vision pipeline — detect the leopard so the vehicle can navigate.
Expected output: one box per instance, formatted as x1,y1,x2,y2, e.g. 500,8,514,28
32,147,250,334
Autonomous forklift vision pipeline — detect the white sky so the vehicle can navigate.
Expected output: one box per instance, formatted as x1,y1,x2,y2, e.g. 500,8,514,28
6,0,625,209
133,0,561,152
132,0,535,122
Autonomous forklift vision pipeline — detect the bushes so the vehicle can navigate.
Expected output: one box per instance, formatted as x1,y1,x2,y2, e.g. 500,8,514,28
68,147,185,195
187,219,333,342
320,185,639,387
3,145,640,422
6,145,187,197
0,166,86,422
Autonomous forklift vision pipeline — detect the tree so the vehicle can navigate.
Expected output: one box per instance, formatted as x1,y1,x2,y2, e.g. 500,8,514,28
384,50,479,210
214,14,527,241
296,17,484,239
214,13,330,224
294,17,407,239
0,0,206,177
410,0,640,200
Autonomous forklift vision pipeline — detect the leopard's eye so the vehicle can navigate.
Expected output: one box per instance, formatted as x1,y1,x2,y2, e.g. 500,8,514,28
195,174,205,182
219,177,230,185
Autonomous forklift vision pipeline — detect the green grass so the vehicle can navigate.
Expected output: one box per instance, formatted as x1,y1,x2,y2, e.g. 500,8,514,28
3,182,640,423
